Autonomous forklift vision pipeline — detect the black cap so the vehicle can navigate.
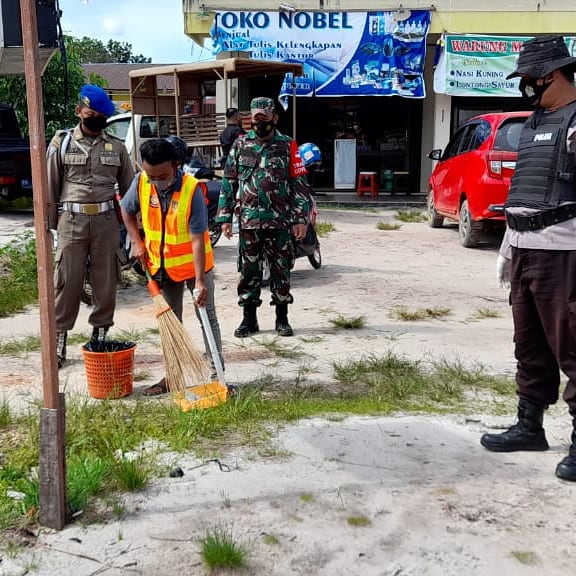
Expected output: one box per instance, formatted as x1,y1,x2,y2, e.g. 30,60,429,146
225,107,238,118
507,35,576,80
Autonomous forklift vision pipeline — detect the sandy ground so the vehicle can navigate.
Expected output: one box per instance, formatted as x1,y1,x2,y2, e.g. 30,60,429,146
1,208,576,575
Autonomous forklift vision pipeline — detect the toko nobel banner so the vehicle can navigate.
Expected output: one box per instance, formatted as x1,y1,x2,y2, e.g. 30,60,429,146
434,34,576,97
210,10,431,103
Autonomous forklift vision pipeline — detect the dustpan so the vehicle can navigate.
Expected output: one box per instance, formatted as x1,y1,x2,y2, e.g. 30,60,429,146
173,291,228,412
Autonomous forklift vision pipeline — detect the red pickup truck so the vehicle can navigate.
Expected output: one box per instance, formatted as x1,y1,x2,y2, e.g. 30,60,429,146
0,103,32,202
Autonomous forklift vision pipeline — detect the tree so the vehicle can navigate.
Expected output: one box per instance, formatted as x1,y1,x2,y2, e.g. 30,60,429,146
68,36,151,64
0,33,151,137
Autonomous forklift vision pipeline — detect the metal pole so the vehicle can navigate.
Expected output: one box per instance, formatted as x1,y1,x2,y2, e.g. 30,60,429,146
20,0,67,530
292,72,297,140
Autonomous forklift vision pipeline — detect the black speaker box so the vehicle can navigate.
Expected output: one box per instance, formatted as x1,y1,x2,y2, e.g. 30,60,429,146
1,0,59,48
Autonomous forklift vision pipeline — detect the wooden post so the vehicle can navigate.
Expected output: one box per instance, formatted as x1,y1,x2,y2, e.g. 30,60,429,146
20,0,67,530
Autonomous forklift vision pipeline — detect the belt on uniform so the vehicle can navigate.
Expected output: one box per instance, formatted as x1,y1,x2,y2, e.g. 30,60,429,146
506,204,576,232
60,200,115,215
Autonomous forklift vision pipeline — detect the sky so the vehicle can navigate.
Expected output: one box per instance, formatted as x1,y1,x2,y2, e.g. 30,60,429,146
59,0,215,63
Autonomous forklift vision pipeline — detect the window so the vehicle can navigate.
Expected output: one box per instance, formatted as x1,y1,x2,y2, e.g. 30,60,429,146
106,117,131,141
469,121,492,150
494,119,525,152
442,128,466,160
140,116,175,138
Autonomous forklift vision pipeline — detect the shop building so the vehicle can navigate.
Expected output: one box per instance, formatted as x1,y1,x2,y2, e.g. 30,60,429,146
183,1,576,195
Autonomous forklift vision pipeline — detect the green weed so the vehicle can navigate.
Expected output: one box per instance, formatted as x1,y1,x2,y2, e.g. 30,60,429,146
389,306,451,321
511,550,539,566
329,315,366,329
200,525,249,570
376,221,402,230
0,232,38,317
395,209,427,223
347,515,371,527
315,221,334,237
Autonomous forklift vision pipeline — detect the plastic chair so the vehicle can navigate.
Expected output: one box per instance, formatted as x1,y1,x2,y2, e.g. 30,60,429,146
357,172,378,198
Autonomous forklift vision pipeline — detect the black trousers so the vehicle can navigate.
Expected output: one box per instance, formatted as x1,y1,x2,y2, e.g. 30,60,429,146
511,247,576,416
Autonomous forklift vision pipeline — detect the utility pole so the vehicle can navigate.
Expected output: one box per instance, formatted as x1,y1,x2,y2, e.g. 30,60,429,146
20,0,67,529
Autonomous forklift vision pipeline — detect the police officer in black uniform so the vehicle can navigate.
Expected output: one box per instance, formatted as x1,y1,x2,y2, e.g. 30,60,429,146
481,36,576,482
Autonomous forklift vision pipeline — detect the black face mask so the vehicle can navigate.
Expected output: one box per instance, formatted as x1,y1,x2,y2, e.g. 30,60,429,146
519,77,553,106
252,120,275,139
82,116,108,133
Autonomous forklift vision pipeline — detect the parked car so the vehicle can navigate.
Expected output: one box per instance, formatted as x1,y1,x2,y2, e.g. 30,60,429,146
106,112,176,166
427,111,531,247
0,103,32,203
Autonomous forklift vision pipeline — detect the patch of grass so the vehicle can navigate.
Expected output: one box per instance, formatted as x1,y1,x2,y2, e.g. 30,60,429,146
298,335,325,344
113,457,152,491
67,456,110,514
299,493,315,503
0,232,38,317
347,515,371,527
0,397,12,427
263,533,280,545
256,337,304,359
0,329,156,357
389,306,451,321
0,335,41,356
376,221,402,231
471,308,502,320
200,525,249,571
315,221,334,238
332,352,515,410
395,209,427,223
511,550,539,566
329,315,366,330
0,197,33,210
0,351,516,533
133,370,151,382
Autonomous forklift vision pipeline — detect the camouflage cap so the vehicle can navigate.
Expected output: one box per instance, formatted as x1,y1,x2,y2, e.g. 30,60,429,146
250,97,275,119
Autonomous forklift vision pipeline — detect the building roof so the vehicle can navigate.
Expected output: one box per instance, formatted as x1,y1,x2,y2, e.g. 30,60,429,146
128,58,303,83
82,63,177,92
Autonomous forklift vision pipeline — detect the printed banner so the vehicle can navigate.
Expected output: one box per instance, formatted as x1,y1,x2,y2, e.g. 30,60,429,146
434,34,576,97
210,10,431,103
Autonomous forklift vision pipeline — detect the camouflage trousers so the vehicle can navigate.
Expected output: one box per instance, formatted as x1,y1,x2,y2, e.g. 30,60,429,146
237,228,294,307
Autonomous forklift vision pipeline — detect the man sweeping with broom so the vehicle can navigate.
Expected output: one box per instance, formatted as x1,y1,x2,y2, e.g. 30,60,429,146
120,138,224,396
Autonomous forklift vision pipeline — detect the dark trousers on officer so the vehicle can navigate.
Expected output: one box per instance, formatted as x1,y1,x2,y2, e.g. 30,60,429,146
511,246,576,415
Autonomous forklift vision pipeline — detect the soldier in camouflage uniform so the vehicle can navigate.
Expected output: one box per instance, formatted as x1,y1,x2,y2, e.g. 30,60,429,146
217,97,311,337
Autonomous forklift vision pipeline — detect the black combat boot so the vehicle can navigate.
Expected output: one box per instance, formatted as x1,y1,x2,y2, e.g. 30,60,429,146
556,419,576,481
234,304,259,338
275,303,293,337
56,331,67,369
480,398,549,452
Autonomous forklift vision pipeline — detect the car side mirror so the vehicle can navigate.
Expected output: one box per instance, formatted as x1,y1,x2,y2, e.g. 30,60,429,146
427,149,442,161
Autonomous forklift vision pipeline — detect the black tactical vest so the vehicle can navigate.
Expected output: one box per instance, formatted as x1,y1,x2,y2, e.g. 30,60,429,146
505,101,576,210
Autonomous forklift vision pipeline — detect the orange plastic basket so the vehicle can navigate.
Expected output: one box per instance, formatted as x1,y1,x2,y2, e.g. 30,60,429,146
82,342,136,400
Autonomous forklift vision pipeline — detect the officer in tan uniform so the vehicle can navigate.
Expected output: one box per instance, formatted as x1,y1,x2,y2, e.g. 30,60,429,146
46,85,134,368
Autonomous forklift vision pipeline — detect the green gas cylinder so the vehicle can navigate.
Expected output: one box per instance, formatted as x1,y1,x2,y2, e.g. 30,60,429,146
382,169,394,192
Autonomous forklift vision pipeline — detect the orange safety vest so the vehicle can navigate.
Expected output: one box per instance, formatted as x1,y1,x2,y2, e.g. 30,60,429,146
138,172,214,281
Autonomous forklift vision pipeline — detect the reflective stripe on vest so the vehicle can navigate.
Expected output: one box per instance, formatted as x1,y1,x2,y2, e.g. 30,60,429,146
139,173,214,281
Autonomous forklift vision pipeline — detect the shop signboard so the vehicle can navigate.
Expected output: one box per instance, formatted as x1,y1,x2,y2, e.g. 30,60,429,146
434,34,576,97
210,10,431,103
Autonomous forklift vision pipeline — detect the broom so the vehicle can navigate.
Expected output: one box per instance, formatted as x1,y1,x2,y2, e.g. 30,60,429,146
146,275,209,394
